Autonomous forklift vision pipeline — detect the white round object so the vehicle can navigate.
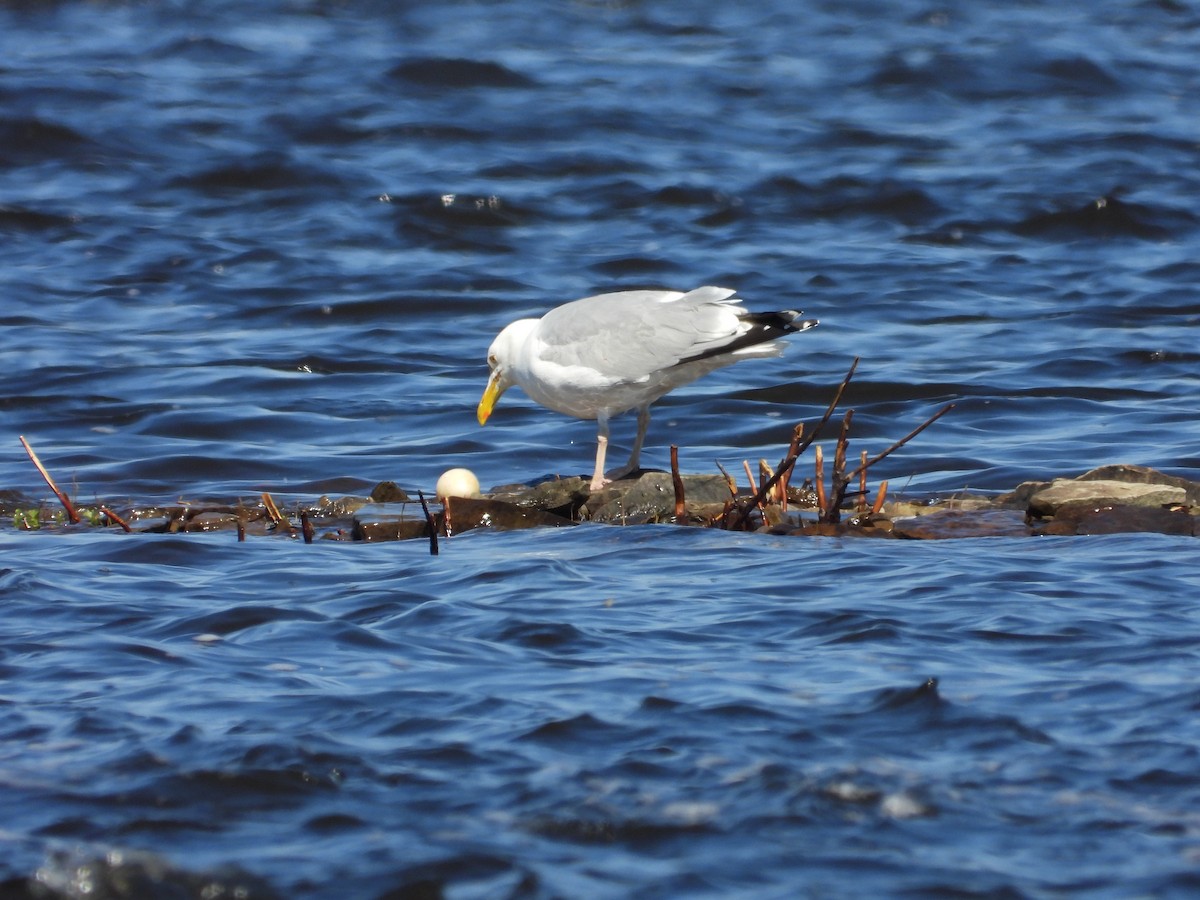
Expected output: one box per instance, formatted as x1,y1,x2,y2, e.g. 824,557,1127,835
436,467,481,501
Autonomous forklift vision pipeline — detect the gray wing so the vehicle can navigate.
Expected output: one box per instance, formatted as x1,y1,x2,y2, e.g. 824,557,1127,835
534,287,746,383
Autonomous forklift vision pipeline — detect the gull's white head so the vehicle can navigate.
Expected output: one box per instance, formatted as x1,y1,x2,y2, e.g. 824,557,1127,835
477,319,534,425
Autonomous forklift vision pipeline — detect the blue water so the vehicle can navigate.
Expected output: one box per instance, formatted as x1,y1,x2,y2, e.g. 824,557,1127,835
2,0,1199,896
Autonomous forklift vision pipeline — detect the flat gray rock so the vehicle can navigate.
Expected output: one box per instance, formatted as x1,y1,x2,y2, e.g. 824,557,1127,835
1027,479,1187,517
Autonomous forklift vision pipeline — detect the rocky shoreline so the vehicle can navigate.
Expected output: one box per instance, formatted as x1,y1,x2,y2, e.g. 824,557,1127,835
4,463,1196,540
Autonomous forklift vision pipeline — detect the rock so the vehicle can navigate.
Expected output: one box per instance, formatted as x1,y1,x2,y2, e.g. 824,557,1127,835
183,511,240,532
1027,480,1187,518
441,496,576,533
487,476,590,518
586,473,733,524
1003,464,1200,514
994,480,1051,509
1032,503,1195,537
893,508,1031,539
1075,463,1200,504
352,496,575,541
351,502,430,541
312,495,370,517
370,481,411,503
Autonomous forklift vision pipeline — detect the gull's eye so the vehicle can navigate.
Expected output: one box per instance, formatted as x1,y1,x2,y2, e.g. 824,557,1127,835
487,353,498,368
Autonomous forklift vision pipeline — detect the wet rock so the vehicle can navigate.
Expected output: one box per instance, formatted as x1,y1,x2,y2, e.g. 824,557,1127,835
441,496,576,533
487,476,590,519
1033,503,1195,537
183,510,240,532
311,494,370,517
586,473,732,524
787,521,853,537
1027,480,1187,518
893,508,1031,539
370,481,411,503
994,480,1051,509
351,504,430,542
351,496,577,542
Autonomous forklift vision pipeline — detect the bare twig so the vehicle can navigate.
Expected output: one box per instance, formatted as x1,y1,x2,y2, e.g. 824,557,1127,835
871,479,889,515
779,423,803,511
714,461,738,497
100,505,132,533
844,403,956,483
417,490,439,555
814,444,827,518
729,357,860,530
261,492,286,526
822,410,855,523
670,445,686,522
857,450,869,513
19,436,81,524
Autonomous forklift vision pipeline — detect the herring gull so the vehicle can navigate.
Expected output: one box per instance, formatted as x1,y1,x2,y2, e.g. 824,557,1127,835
477,286,818,490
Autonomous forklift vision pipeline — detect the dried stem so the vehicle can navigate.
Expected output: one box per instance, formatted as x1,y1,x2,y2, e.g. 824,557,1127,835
100,505,132,533
822,410,855,523
261,492,286,526
729,356,860,530
814,444,827,517
871,479,889,515
417,490,439,556
857,450,869,513
19,435,81,524
714,461,738,497
844,403,956,483
670,445,686,522
779,423,802,512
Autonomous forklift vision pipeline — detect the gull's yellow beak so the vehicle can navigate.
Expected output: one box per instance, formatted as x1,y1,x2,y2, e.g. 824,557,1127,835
477,369,504,425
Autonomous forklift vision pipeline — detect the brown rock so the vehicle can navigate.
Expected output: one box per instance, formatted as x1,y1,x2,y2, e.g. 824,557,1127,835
370,481,411,503
1034,503,1195,537
441,496,576,533
893,508,1031,539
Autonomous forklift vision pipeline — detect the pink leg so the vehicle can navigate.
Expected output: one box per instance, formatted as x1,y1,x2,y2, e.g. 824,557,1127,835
590,413,610,490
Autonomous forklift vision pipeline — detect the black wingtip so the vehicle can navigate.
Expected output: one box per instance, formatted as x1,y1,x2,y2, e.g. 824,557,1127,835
751,309,818,334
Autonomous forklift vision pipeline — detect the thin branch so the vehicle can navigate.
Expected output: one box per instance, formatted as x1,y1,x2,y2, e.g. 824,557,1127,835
844,403,956,483
19,436,81,524
814,444,827,520
714,461,738,497
871,479,889,515
670,445,686,522
100,505,132,533
730,357,860,530
261,492,287,526
418,490,439,555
